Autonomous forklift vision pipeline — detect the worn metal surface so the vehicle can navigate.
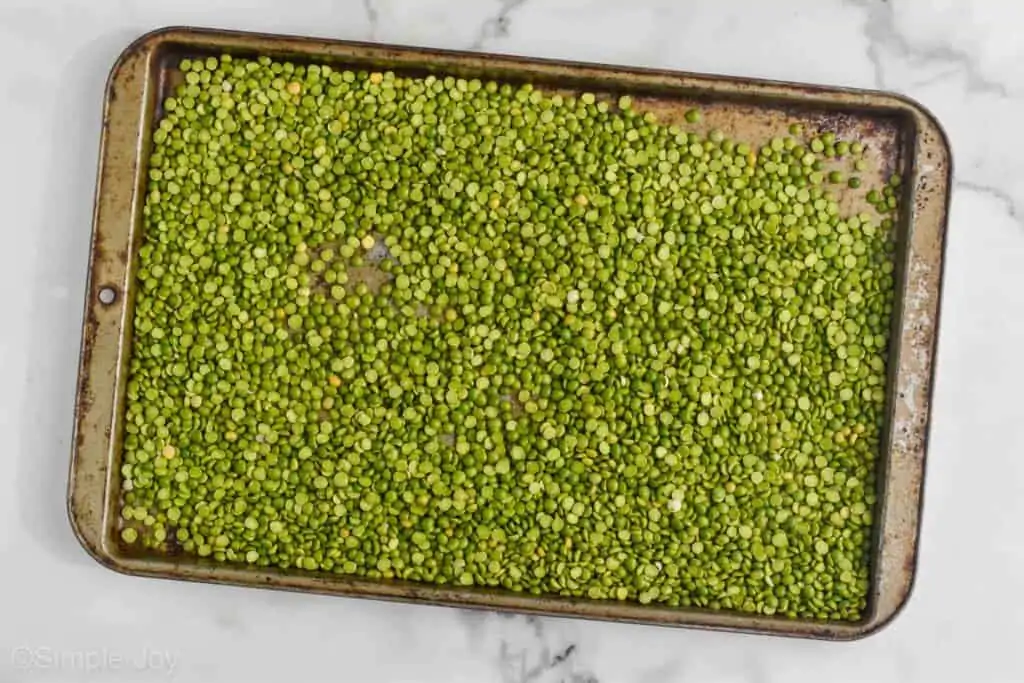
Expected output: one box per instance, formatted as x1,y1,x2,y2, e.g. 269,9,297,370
68,26,951,640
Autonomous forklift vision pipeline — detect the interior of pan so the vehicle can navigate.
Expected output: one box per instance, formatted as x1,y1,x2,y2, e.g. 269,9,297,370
95,27,924,636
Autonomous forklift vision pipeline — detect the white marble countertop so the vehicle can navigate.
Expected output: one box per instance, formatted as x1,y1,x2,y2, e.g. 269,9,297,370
2,0,1023,681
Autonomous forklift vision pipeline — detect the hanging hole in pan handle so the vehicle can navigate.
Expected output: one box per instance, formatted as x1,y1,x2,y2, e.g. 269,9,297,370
98,286,118,305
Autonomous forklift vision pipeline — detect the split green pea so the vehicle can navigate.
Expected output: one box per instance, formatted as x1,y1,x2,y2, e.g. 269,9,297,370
119,53,900,622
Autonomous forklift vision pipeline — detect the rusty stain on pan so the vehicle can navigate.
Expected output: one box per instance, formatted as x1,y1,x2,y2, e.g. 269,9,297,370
67,26,951,640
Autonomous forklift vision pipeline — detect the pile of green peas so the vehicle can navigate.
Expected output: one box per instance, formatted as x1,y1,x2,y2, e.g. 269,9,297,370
119,53,900,621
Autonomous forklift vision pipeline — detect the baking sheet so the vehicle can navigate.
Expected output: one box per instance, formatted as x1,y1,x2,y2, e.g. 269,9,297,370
67,26,951,640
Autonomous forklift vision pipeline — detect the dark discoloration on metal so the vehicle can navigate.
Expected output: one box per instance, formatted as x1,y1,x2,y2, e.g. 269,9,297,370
165,526,185,556
67,26,952,641
77,308,99,419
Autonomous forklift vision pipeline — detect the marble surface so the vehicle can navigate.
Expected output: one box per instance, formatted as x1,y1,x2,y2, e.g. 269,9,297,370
2,0,1023,681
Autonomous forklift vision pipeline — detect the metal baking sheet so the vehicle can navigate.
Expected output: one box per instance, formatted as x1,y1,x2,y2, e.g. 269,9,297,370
68,26,951,640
